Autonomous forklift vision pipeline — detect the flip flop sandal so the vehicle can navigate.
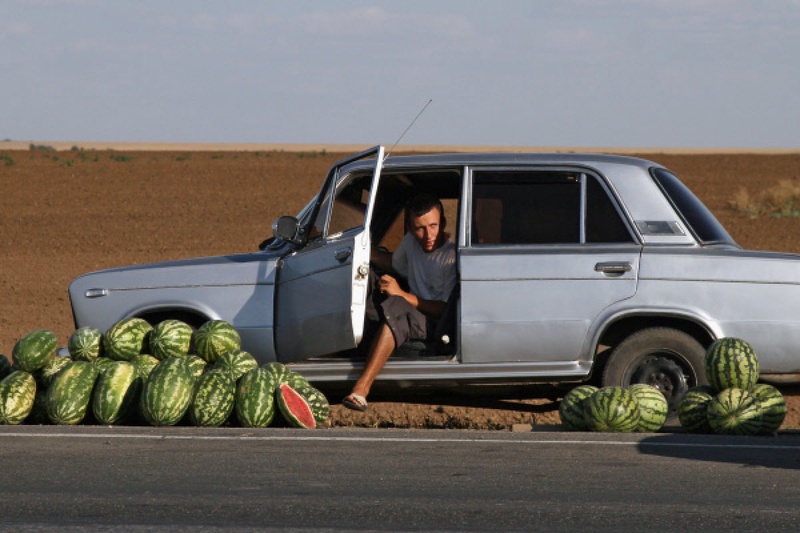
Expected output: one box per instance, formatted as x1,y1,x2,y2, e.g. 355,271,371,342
342,393,368,412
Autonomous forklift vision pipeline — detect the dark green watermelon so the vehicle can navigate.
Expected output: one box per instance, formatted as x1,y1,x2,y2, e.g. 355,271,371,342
12,329,57,373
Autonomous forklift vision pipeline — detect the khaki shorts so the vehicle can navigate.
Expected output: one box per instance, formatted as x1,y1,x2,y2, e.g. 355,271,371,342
378,295,434,347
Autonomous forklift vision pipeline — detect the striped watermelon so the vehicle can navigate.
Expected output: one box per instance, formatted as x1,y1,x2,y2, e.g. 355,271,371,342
93,356,115,374
0,371,37,425
276,384,316,429
131,354,160,379
751,383,786,435
12,329,58,372
283,370,310,389
677,386,714,433
704,337,759,393
235,367,278,428
213,349,258,381
294,384,330,426
629,384,669,432
92,361,141,425
584,386,640,433
189,369,236,427
193,320,240,363
262,361,288,384
706,388,763,436
558,385,599,431
68,326,103,361
149,319,193,360
184,355,208,379
46,361,98,425
35,355,72,389
140,357,196,426
103,318,153,361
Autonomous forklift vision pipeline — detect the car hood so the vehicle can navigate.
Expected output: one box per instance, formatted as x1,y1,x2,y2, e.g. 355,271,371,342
69,251,282,292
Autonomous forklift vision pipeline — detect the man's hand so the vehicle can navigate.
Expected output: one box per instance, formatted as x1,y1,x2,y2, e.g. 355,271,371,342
379,274,445,318
378,274,404,297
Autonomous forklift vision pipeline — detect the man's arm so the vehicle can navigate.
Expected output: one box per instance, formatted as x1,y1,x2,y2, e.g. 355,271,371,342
378,274,445,318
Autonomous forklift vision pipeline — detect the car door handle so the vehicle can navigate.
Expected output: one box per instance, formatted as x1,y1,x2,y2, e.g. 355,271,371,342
334,247,352,262
594,261,632,275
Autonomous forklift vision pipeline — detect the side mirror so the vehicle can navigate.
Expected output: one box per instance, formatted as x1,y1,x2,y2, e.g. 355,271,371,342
272,215,302,244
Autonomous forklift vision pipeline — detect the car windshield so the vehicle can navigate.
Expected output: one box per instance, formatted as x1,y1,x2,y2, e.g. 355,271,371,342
650,167,737,246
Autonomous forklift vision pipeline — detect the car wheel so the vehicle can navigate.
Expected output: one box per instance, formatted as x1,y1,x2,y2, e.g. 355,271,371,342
601,327,707,411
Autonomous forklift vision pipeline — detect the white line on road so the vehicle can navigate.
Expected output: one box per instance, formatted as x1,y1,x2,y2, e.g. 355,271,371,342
1,431,798,450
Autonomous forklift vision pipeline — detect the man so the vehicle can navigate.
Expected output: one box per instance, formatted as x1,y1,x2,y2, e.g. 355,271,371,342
342,193,457,411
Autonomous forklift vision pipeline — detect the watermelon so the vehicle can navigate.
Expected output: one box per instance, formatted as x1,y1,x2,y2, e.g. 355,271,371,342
189,369,236,427
193,320,240,363
46,361,98,425
103,318,153,361
213,350,258,381
283,370,310,389
93,356,115,374
149,319,193,360
35,354,72,389
751,383,786,435
68,326,103,361
558,385,599,431
235,367,278,428
629,384,669,432
12,329,58,372
0,355,13,380
583,386,640,433
704,337,759,393
706,388,763,436
276,384,316,429
262,361,288,383
294,384,330,426
0,371,37,425
131,354,160,379
140,357,195,426
677,386,715,433
184,354,208,379
92,361,141,425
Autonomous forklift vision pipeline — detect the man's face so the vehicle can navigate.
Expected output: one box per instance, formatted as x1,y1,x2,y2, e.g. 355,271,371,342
409,207,444,253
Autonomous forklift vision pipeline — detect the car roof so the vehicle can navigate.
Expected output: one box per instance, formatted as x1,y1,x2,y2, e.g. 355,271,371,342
377,151,664,171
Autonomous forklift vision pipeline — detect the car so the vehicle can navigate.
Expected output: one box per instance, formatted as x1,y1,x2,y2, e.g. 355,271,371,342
68,145,800,409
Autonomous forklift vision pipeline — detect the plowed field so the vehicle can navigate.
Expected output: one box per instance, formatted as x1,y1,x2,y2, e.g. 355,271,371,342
2,146,799,430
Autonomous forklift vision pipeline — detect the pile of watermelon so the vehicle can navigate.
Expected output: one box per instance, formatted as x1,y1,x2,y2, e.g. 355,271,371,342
559,383,669,433
677,337,786,435
0,319,328,429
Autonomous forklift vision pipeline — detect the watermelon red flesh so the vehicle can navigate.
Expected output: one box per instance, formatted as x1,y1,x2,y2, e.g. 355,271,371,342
276,384,316,429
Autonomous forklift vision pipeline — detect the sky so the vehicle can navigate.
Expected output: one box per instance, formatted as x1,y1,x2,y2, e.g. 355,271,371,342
2,0,799,149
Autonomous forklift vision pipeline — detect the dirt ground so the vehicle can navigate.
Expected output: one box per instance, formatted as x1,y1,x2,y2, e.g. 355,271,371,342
1,146,800,431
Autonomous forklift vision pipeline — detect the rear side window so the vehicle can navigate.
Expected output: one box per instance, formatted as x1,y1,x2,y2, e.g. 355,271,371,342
650,168,736,245
471,169,633,245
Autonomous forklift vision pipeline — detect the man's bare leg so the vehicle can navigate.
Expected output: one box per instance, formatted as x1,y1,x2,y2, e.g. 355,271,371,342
350,323,396,399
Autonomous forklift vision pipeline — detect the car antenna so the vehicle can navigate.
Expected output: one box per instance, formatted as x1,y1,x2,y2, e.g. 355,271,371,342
385,99,432,160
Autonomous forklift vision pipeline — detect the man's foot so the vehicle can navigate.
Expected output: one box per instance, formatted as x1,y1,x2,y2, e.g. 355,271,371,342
342,393,368,412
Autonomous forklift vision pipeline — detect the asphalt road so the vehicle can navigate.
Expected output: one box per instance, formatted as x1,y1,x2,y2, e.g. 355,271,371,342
1,426,799,532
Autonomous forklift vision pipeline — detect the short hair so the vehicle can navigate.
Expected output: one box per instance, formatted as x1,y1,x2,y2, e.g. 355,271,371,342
405,193,445,222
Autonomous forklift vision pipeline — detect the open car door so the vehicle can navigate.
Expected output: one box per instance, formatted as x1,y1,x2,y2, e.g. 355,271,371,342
274,146,384,362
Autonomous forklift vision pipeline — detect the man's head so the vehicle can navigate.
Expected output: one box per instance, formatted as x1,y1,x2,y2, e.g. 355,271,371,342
405,193,447,253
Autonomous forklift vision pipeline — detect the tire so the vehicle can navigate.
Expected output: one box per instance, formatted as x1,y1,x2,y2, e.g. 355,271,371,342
601,327,707,412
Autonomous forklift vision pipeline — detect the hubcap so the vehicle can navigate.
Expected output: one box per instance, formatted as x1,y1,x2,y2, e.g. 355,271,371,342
630,354,689,410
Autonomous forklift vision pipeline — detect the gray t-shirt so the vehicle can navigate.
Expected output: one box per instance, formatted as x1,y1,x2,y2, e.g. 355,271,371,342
392,232,457,302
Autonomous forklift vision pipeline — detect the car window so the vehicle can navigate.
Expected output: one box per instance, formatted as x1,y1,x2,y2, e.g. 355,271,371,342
326,172,374,237
650,167,736,246
471,169,633,245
